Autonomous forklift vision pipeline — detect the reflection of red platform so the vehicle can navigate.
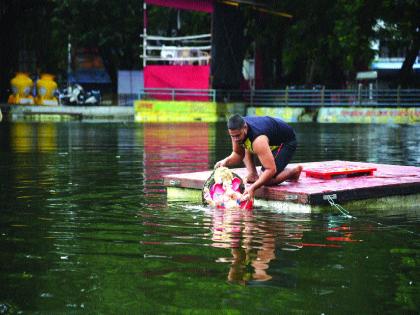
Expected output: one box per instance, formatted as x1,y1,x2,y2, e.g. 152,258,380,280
144,123,210,181
304,164,377,180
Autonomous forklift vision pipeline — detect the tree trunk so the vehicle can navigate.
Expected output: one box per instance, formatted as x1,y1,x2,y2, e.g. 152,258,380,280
211,2,246,90
306,57,316,85
0,2,21,102
398,27,420,87
98,46,118,102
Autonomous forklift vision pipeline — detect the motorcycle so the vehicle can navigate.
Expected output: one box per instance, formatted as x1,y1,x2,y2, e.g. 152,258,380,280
58,84,101,105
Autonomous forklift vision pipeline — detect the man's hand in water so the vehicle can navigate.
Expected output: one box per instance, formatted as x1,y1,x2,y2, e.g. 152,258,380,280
241,186,255,202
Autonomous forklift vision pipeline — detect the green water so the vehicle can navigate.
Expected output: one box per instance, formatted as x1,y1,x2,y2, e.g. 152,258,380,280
0,121,419,314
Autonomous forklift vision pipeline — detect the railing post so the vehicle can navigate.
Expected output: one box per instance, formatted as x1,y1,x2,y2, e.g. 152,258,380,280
357,83,362,106
285,86,289,106
397,85,400,106
172,89,175,101
321,86,325,106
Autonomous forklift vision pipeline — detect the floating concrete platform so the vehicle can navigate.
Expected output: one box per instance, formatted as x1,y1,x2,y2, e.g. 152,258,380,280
164,161,420,213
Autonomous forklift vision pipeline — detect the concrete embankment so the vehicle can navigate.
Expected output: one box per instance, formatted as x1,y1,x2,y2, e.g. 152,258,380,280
0,104,134,122
2,102,419,124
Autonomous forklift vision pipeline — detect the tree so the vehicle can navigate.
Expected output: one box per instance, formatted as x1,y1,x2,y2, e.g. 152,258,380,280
280,0,381,87
0,0,58,101
145,5,211,37
1,0,418,102
51,0,142,92
377,0,420,87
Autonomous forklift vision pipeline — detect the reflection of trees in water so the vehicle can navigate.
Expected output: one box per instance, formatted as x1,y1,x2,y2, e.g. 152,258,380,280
295,124,420,166
210,208,304,285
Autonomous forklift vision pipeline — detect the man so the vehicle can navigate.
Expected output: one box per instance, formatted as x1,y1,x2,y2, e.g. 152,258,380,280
215,114,302,201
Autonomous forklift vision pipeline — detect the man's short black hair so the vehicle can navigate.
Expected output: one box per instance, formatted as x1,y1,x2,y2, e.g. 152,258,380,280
227,114,245,130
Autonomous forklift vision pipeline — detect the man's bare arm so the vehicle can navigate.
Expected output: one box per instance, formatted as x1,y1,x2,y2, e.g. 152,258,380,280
215,140,245,168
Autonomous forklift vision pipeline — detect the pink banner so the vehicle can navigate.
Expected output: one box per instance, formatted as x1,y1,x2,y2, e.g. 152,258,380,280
145,0,214,13
144,65,210,101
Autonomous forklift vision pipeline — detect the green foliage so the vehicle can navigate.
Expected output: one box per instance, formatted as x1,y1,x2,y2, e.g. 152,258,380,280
280,0,380,87
0,1,61,100
376,0,420,86
147,6,211,36
51,0,142,87
245,0,418,87
1,0,418,100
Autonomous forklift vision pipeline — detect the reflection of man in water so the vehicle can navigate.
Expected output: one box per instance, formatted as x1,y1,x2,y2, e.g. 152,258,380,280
211,208,275,284
215,114,302,202
228,235,276,283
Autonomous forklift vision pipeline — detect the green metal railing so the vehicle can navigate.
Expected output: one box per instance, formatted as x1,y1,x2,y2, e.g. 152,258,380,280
126,88,420,107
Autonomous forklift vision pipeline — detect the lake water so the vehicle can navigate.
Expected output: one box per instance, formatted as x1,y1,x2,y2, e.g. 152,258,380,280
0,121,419,314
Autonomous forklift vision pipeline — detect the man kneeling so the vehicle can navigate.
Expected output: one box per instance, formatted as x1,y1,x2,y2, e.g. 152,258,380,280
215,114,302,202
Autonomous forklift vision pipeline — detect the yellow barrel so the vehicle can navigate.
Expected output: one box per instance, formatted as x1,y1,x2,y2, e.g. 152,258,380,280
35,73,58,105
8,72,35,105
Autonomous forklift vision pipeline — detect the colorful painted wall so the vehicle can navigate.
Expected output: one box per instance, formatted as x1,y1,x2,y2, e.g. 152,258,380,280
134,100,245,122
247,107,307,123
318,107,420,124
249,106,420,124
134,100,420,124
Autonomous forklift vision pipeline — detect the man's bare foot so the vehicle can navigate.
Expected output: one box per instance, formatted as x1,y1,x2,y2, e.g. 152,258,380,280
245,173,259,184
289,165,303,181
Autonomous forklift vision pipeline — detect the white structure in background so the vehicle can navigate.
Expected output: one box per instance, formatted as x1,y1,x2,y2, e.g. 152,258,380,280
356,71,378,102
371,19,420,72
141,33,212,66
118,70,143,106
242,59,255,81
242,58,255,89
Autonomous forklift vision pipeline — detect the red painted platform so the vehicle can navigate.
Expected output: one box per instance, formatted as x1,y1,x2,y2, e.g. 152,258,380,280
304,164,377,179
164,161,420,205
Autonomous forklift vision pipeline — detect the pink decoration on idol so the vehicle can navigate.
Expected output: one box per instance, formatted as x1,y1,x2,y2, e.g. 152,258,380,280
207,172,253,210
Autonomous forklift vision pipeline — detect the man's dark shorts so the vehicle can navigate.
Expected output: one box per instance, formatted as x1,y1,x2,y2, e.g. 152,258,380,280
261,139,297,177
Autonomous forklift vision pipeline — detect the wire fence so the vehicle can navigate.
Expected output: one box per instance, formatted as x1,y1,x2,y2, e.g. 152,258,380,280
121,88,420,107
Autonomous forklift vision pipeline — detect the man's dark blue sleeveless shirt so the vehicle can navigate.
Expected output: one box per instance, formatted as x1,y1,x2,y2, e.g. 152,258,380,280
243,116,296,151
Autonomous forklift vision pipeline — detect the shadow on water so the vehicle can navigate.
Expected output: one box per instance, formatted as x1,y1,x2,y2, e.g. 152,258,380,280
0,121,419,314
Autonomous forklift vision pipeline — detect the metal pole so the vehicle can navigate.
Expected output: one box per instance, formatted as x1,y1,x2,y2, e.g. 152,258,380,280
143,2,147,68
67,34,72,89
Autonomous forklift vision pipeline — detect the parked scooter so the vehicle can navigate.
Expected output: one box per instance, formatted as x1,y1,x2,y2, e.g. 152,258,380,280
58,84,101,105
